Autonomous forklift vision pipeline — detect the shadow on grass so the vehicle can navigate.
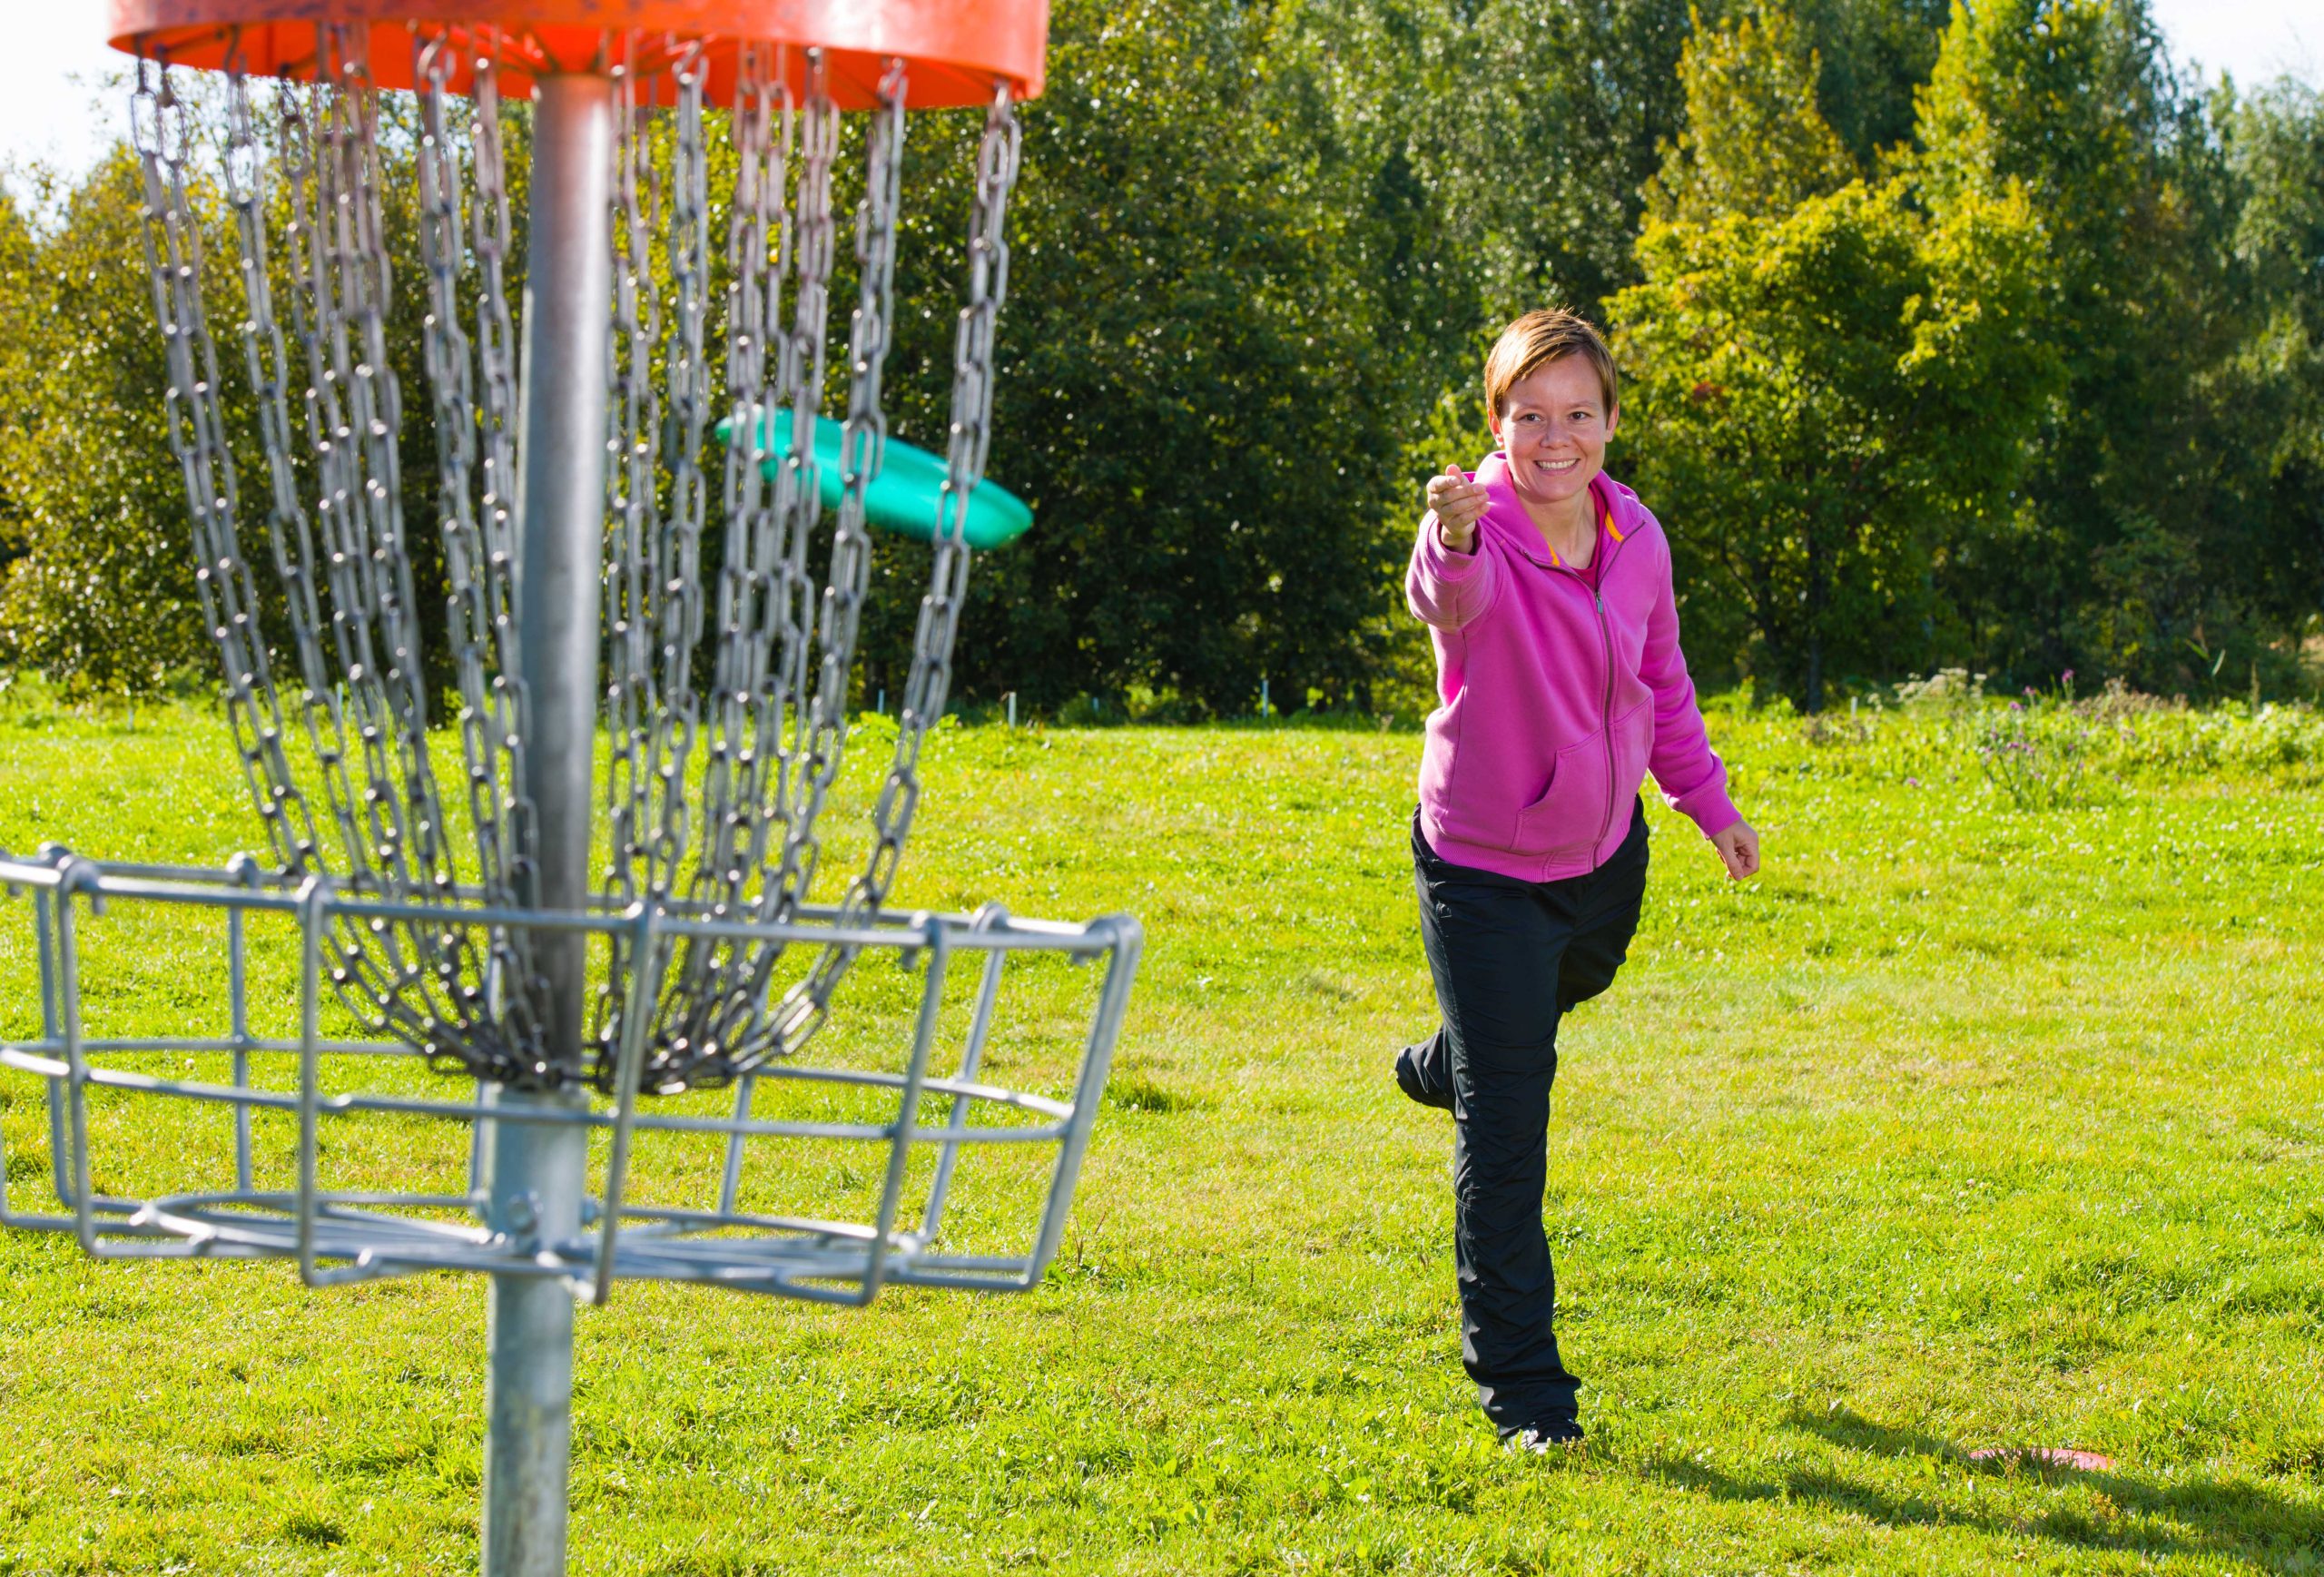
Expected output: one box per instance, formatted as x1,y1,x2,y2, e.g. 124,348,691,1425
1638,1407,2321,1565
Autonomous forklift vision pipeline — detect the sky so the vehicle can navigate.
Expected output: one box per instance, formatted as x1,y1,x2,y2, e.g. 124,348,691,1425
0,3,2316,187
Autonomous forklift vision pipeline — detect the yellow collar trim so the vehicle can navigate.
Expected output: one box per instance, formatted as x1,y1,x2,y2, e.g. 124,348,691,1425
1541,497,1620,568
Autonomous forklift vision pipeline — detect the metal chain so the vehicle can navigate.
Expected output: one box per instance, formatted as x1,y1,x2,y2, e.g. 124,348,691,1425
597,38,714,1085
690,40,776,931
604,37,669,924
215,49,409,1033
463,38,537,1043
694,58,908,1069
606,42,801,1089
140,30,551,1081
135,41,419,1064
594,49,843,1089
134,51,317,889
137,38,1014,1093
294,27,506,1070
763,74,1019,1061
416,31,547,1077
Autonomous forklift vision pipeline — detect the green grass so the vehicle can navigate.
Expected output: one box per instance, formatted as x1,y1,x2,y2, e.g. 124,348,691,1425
1,699,2321,1574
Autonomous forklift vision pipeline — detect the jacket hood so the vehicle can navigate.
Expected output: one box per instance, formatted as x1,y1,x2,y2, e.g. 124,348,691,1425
1472,454,1656,568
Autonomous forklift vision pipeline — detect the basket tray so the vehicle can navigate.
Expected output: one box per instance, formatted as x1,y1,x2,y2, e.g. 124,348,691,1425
0,849,1137,1307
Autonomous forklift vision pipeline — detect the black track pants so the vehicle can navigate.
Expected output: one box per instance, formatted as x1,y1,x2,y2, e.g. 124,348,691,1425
1398,799,1649,1436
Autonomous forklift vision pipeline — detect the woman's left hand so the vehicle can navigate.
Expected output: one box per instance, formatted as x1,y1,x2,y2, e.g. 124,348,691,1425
1711,820,1760,882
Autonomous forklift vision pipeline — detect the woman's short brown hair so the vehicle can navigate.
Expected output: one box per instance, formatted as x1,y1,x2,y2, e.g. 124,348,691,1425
1483,309,1619,419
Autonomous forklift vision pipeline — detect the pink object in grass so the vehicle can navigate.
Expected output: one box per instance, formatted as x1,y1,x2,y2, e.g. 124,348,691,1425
1968,1447,2115,1472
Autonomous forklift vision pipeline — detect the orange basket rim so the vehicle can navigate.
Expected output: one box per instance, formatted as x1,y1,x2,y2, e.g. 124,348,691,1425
107,1,1049,109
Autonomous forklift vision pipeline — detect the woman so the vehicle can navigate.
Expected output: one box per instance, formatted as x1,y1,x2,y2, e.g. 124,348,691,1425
1397,309,1759,1452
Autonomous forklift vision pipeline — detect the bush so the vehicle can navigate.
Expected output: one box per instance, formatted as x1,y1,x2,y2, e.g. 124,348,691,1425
1753,670,2324,803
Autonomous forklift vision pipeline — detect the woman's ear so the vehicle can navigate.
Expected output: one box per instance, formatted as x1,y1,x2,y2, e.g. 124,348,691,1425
1604,402,1620,440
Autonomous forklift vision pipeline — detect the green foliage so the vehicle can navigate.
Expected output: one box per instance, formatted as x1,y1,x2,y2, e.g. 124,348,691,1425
864,0,1413,716
1796,668,2324,791
0,0,2316,713
1644,3,1859,224
1607,0,2324,708
1790,0,1955,165
1612,5,2059,710
0,153,209,690
1910,0,2324,695
1972,695,2093,809
0,78,524,701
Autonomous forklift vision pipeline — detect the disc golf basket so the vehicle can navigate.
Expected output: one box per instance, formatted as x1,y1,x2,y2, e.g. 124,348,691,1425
0,4,1137,1570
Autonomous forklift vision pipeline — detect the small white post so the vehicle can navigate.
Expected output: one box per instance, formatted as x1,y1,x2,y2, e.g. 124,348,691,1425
1005,691,1017,728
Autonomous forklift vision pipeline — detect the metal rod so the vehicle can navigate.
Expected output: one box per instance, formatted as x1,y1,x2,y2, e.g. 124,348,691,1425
921,906,1010,1238
595,905,670,1305
513,82,613,1060
34,883,71,1211
485,70,615,1577
855,919,949,1305
294,878,329,1284
717,1078,755,1214
228,853,258,1191
479,1081,587,1577
55,875,98,1256
1024,918,1143,1280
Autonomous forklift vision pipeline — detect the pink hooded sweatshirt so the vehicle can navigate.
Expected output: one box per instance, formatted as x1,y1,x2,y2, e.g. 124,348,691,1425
1407,456,1739,882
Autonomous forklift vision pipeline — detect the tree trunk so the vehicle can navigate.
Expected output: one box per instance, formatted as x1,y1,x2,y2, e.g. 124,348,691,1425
1805,535,1828,715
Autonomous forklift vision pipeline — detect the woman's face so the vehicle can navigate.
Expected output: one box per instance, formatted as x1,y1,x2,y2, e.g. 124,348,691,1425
1490,356,1618,517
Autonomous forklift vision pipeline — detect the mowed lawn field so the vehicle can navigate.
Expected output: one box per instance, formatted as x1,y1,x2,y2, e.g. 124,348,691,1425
0,699,2321,1574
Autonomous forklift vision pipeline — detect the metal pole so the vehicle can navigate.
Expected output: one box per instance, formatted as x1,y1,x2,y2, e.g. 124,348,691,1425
487,71,613,1577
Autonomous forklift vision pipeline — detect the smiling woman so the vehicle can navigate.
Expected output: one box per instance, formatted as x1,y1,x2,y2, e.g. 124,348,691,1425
1392,307,1760,1454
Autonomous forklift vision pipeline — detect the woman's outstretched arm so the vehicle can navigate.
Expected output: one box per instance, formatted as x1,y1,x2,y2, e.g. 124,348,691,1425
1406,465,1500,630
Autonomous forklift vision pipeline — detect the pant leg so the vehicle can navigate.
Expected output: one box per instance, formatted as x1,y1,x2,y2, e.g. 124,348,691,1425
1395,1025,1456,1109
1403,805,1630,1108
1411,827,1579,1434
1558,799,1649,1013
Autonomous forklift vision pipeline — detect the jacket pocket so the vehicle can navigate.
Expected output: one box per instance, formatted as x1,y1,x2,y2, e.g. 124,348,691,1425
1511,728,1612,862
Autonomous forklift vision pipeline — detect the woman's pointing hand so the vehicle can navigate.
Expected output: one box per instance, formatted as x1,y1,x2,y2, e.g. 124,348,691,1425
1425,464,1490,552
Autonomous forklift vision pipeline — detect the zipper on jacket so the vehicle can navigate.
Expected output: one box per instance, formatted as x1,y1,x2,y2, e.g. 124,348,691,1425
1550,513,1632,863
1592,584,1617,855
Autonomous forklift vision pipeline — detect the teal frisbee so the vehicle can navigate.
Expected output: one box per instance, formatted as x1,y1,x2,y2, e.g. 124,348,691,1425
714,408,1034,550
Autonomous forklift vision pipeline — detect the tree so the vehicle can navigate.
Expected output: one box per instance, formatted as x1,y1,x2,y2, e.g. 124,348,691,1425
1909,0,2277,691
1610,5,2057,709
2214,82,2324,681
0,150,211,689
864,0,1412,715
1645,3,1857,224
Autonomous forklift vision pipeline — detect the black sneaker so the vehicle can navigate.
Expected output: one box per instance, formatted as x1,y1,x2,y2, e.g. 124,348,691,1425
1393,1043,1454,1111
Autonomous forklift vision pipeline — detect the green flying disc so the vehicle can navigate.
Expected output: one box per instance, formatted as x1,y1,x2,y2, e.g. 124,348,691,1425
713,408,1034,550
